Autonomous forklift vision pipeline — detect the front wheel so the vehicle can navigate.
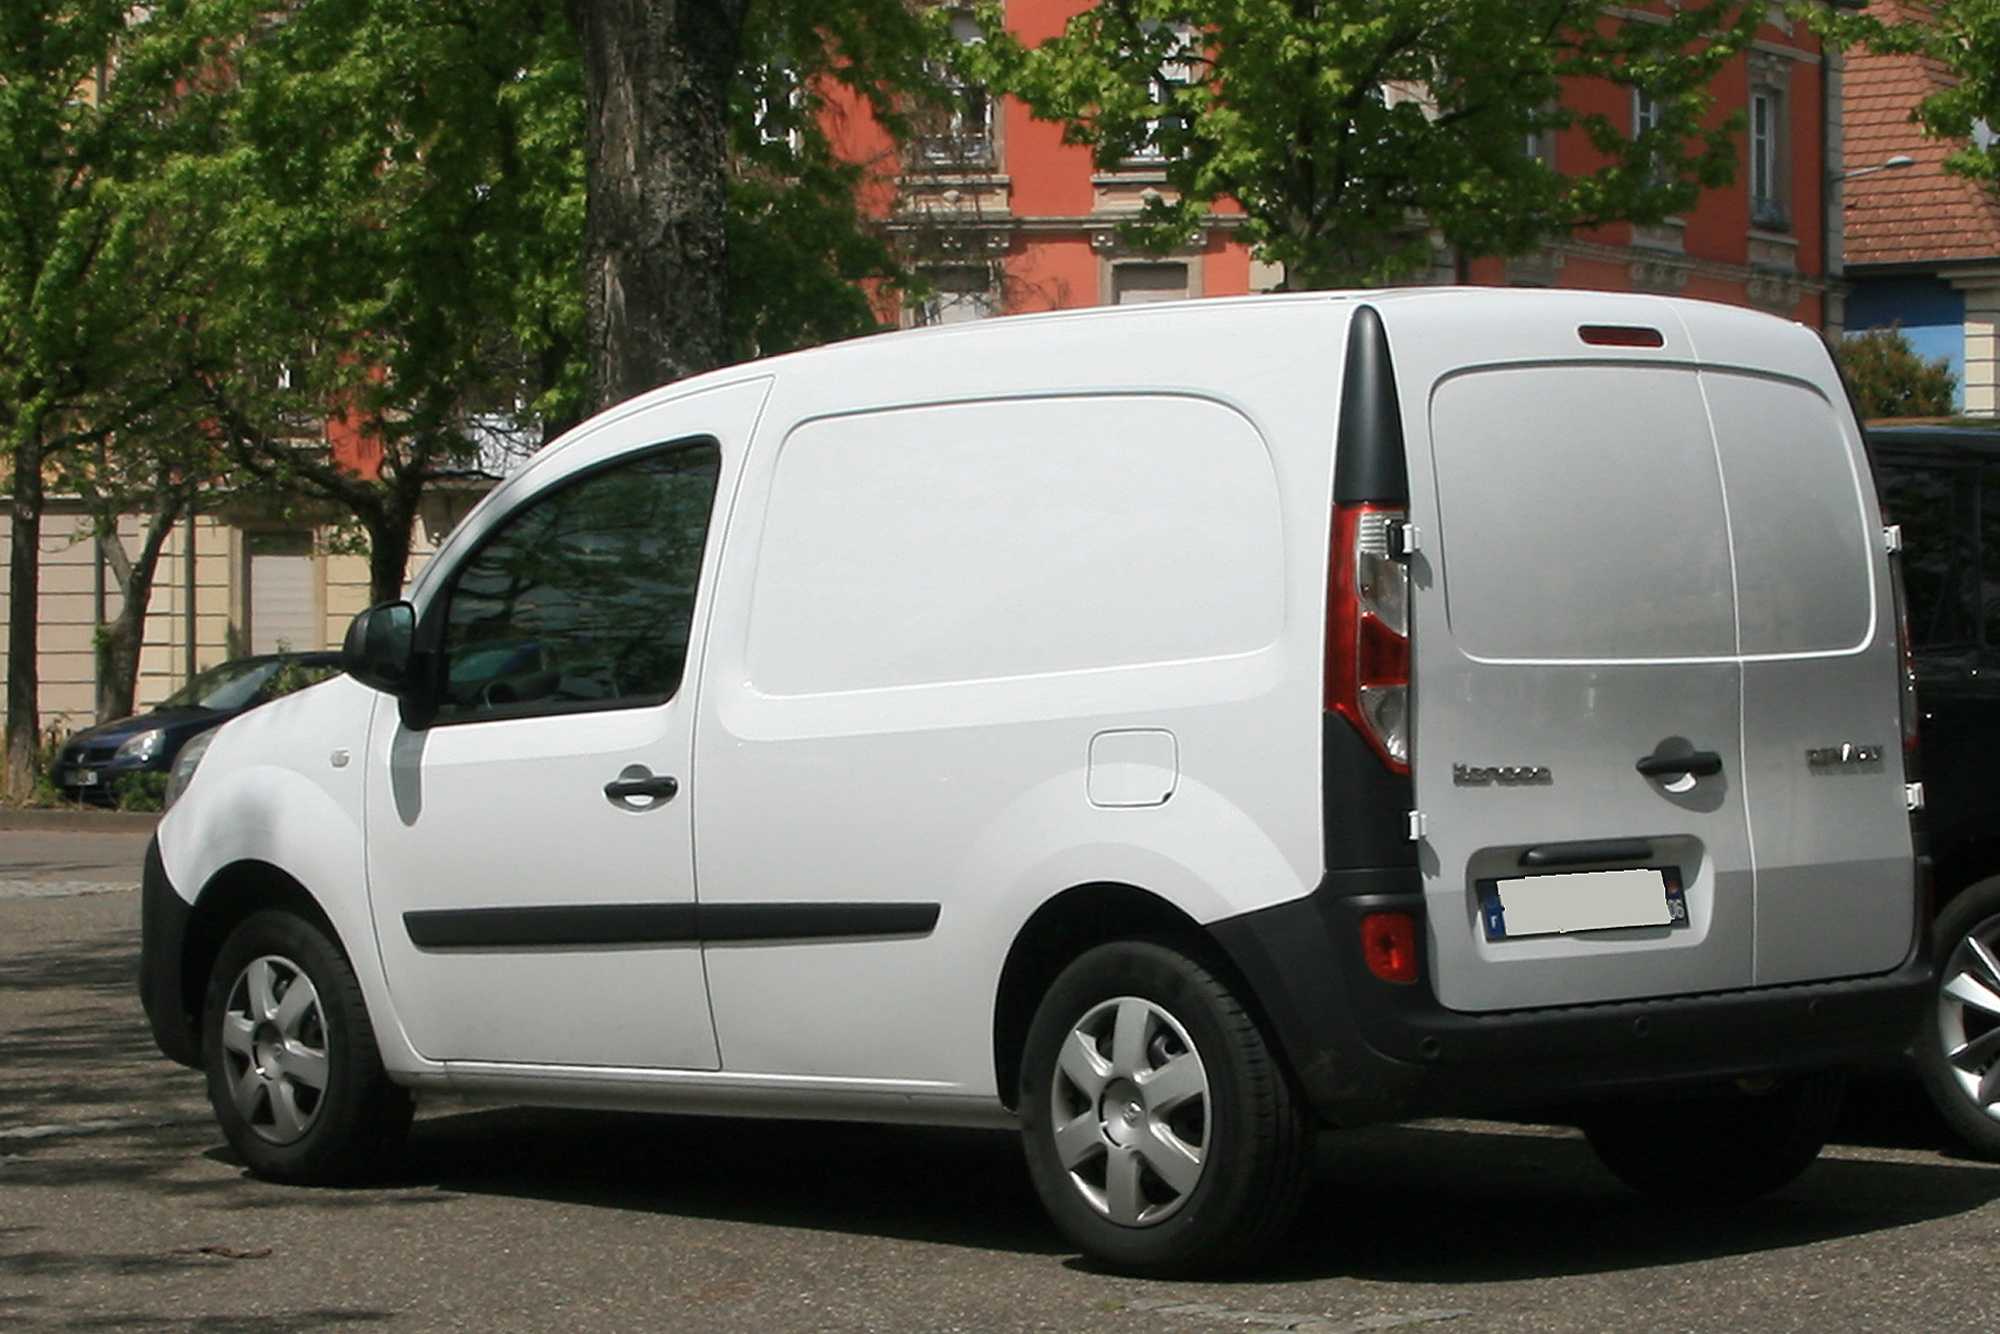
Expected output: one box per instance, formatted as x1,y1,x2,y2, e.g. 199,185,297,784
1018,941,1312,1276
1580,1073,1842,1204
203,909,413,1183
1917,875,2000,1158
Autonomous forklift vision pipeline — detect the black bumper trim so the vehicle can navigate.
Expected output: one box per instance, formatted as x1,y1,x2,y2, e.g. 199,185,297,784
139,836,201,1069
1209,867,1932,1126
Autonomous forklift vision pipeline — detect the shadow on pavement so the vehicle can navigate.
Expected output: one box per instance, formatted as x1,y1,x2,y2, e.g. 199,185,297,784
1250,1115,2000,1284
162,1093,2000,1283
382,1106,1066,1256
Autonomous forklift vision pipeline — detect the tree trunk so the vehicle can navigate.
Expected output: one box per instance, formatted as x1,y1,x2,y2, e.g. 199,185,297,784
573,0,750,413
95,490,188,722
364,477,423,606
5,439,47,799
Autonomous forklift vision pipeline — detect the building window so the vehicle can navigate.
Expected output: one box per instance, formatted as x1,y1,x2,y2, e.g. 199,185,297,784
1633,90,1660,139
914,264,1000,325
1113,262,1189,304
1749,88,1786,229
914,11,994,168
1631,90,1672,189
751,63,804,152
1128,23,1198,163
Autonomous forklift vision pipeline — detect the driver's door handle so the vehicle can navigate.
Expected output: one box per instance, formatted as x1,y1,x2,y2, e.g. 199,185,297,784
604,767,679,806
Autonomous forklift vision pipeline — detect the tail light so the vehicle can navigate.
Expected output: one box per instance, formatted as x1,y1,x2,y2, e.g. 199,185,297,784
1328,501,1411,772
1360,911,1419,983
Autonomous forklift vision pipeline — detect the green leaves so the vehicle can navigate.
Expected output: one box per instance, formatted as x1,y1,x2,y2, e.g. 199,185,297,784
1838,326,1958,420
970,0,1761,287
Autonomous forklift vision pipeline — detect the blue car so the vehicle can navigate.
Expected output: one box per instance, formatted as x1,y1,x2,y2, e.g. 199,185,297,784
53,652,341,804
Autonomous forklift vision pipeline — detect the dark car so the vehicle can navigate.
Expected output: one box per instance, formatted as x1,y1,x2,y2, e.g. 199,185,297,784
1868,420,2000,1156
53,652,341,804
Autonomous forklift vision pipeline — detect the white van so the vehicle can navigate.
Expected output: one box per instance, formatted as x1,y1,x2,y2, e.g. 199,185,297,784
140,289,1927,1274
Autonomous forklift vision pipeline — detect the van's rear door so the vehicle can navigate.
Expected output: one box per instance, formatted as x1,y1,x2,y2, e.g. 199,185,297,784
1387,293,1913,1014
1690,325,1916,985
1396,296,1755,1011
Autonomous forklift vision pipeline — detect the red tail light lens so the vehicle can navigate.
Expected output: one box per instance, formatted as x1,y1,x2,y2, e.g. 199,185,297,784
1328,502,1411,772
1361,911,1419,983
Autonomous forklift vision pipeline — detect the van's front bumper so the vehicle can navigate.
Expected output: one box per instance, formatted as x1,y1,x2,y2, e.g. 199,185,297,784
1210,868,1934,1127
138,836,202,1070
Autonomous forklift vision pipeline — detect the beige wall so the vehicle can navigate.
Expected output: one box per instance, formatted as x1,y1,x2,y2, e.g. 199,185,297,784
0,502,451,740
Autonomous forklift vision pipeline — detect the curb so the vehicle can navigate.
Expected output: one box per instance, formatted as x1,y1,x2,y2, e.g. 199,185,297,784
0,807,161,833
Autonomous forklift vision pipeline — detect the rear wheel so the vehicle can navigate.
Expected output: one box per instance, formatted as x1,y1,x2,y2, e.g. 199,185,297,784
1018,941,1311,1275
1580,1073,1842,1203
203,909,412,1183
1917,876,2000,1158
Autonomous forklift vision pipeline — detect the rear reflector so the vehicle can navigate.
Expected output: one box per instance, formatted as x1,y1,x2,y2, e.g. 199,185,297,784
1361,911,1419,983
1578,324,1665,348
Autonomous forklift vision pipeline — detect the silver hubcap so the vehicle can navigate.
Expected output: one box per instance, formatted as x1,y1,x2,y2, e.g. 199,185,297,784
220,955,330,1145
1937,913,2000,1123
1050,996,1208,1227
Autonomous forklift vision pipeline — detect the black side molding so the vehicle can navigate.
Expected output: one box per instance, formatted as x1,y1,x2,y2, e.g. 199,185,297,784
405,901,941,951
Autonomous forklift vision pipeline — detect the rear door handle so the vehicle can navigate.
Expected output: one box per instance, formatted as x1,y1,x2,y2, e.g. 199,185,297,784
1635,750,1723,779
1519,839,1655,869
604,766,679,807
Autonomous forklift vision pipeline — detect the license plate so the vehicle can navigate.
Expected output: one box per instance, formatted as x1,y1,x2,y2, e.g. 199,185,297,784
1479,867,1687,941
65,768,99,787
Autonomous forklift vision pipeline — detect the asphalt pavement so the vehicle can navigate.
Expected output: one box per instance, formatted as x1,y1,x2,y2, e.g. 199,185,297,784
6,804,2000,1332
0,805,157,898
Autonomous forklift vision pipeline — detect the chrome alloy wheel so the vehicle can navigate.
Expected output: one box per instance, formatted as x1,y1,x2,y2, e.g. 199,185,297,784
218,955,331,1145
1050,995,1209,1227
1936,911,2000,1126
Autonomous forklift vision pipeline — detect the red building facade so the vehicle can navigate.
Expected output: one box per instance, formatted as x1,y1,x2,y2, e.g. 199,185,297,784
833,3,1841,327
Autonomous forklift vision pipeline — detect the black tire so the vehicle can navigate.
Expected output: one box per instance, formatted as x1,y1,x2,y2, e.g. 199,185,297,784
1018,940,1312,1276
1917,875,2000,1158
202,909,413,1183
1580,1073,1843,1204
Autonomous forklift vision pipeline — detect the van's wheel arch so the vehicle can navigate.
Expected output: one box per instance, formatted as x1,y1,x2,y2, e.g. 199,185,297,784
1579,1073,1842,1203
1918,874,2000,1158
1018,939,1312,1275
202,908,413,1184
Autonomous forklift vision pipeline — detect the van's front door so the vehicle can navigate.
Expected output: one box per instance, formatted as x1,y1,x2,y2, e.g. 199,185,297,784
1412,353,1757,1012
363,432,736,1069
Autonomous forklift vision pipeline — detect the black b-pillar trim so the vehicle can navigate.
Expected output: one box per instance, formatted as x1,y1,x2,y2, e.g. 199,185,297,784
1326,303,1416,871
1333,304,1410,506
404,901,941,951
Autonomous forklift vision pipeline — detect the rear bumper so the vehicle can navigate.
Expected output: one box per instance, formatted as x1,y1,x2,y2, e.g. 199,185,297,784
1210,868,1933,1127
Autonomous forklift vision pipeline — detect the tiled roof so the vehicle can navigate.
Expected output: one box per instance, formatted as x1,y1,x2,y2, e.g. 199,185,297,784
1844,43,2000,267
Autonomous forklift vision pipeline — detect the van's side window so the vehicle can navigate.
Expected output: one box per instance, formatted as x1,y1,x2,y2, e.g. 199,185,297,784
433,442,723,721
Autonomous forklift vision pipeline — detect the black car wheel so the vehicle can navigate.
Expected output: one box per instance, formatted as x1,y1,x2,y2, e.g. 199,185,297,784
204,909,412,1183
1580,1073,1842,1203
1018,940,1311,1276
1918,875,2000,1158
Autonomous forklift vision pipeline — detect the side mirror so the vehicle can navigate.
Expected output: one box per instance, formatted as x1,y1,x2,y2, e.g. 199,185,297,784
341,600,417,695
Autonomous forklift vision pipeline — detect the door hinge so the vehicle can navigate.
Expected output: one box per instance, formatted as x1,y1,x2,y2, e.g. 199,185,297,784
1907,781,1926,813
1388,519,1421,560
1884,523,1904,555
1407,809,1428,841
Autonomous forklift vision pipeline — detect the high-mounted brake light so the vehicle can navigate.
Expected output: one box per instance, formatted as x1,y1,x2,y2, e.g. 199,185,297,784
1578,324,1665,348
1327,501,1411,773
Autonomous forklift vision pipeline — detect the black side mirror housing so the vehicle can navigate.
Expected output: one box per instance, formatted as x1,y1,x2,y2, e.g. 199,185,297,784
341,601,418,695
